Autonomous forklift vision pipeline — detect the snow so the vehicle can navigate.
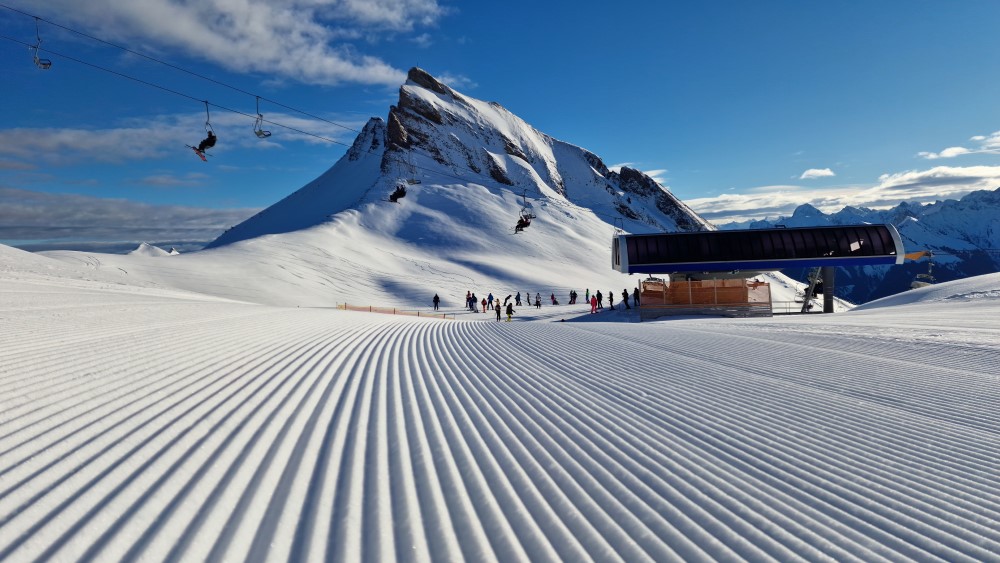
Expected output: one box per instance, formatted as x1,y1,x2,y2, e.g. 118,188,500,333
3,68,994,559
2,243,999,561
127,242,173,257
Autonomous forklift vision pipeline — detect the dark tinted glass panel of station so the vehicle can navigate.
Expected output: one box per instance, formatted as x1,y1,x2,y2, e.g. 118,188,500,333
624,225,898,266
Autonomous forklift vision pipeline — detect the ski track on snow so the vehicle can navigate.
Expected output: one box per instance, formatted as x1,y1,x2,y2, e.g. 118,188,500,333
2,287,1000,562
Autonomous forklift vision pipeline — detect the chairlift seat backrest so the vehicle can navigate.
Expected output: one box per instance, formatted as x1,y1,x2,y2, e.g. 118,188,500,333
30,47,51,69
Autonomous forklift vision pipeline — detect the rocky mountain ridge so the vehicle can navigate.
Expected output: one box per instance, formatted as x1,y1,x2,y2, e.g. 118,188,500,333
208,67,710,249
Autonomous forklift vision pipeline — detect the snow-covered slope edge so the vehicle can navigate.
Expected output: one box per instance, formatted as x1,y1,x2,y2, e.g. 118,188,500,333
2,247,998,561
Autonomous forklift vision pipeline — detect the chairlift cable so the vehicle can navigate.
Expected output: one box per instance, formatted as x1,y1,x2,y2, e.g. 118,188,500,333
0,3,360,134
0,33,353,147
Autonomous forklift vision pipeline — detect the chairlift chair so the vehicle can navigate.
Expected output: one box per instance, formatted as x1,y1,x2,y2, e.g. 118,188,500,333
253,97,271,138
31,50,52,70
30,18,52,70
400,150,421,184
514,214,531,233
253,115,271,138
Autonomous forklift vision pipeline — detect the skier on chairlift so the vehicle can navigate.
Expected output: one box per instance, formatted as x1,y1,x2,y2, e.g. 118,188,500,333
389,184,407,203
197,131,216,153
514,214,531,233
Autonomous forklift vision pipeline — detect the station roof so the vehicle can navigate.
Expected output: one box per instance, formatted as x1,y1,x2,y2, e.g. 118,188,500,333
612,224,905,275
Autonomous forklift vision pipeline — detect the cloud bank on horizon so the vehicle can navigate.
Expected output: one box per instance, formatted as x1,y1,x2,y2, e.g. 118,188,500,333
918,130,1000,160
0,187,258,252
688,164,1000,224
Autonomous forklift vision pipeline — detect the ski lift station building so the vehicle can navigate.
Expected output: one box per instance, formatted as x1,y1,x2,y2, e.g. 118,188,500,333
611,224,905,319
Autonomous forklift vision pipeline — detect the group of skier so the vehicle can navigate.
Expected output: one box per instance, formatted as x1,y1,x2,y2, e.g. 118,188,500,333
440,287,641,320
456,291,518,321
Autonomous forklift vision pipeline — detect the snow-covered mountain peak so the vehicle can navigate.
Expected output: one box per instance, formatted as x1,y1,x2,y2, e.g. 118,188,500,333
93,68,731,307
128,242,171,257
790,203,824,221
209,67,709,253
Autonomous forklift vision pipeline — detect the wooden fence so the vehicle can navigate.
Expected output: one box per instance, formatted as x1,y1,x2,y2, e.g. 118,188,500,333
336,304,454,320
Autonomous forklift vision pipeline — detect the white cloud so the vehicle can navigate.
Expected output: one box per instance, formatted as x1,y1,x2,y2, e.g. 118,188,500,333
747,184,801,193
140,172,210,187
919,130,1000,159
607,162,633,172
23,0,447,86
799,168,835,180
412,33,433,48
687,165,1000,224
0,160,36,171
643,169,669,185
918,147,971,160
436,73,477,91
0,111,364,164
607,163,669,186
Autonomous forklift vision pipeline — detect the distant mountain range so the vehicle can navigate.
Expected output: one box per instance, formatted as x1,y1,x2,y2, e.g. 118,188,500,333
719,189,1000,303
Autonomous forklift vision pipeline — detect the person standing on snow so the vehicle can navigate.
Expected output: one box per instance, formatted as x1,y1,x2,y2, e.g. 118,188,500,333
481,297,488,313
433,294,440,311
622,289,630,309
596,290,603,309
535,293,541,309
590,294,598,313
633,287,640,307
495,302,502,321
608,291,614,310
487,293,494,309
506,302,515,321
515,292,522,306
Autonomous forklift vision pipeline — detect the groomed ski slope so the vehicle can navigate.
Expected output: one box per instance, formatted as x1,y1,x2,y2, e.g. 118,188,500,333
2,268,999,561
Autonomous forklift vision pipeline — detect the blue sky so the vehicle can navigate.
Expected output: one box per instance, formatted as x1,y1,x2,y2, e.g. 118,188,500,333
2,0,999,251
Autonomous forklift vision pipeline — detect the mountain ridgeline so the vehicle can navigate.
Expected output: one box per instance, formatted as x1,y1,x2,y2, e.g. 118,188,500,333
207,67,710,250
721,188,1000,303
